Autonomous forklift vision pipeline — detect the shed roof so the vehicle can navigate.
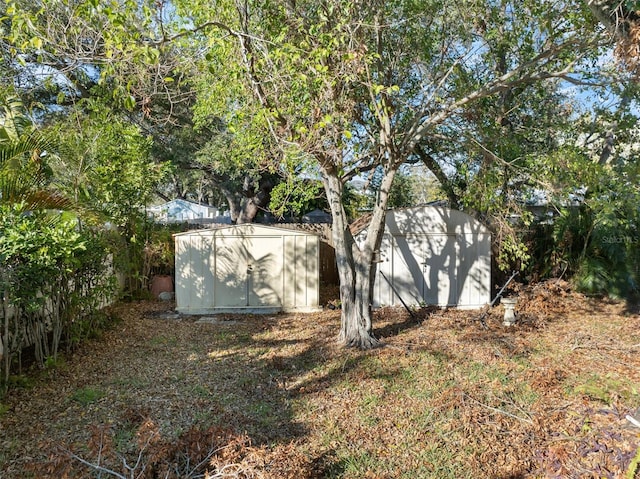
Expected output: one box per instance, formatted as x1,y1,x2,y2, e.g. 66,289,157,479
173,223,320,238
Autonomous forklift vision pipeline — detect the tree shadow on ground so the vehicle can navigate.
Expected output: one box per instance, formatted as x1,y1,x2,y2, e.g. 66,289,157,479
372,306,435,340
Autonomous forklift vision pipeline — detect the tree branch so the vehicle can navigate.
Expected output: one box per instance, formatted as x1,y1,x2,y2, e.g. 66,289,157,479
585,0,629,39
402,35,603,154
414,144,460,208
150,21,233,46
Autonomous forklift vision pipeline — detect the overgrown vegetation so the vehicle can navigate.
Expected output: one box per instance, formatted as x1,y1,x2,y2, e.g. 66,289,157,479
524,132,640,299
554,204,639,299
0,95,172,392
50,107,170,296
6,0,640,348
0,203,117,392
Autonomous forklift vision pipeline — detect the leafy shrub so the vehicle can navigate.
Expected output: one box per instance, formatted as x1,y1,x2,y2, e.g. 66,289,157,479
0,203,117,392
553,203,638,299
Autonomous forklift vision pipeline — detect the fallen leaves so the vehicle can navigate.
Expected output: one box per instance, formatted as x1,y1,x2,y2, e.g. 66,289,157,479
0,281,639,478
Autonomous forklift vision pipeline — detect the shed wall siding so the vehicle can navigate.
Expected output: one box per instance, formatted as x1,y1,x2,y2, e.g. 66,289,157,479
366,207,491,309
174,225,320,314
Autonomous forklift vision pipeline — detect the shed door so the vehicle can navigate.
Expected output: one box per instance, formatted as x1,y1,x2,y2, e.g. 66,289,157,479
392,234,458,307
246,236,283,307
214,235,283,307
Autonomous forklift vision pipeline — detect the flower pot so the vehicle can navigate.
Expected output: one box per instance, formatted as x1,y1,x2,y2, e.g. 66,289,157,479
150,275,174,299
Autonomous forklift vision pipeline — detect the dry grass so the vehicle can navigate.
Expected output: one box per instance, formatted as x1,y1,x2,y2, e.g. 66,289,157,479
1,281,639,478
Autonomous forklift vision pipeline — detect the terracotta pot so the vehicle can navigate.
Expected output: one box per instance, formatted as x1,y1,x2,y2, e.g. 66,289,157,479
150,275,174,298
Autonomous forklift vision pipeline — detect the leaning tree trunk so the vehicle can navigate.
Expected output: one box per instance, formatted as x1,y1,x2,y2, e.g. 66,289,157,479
323,165,396,349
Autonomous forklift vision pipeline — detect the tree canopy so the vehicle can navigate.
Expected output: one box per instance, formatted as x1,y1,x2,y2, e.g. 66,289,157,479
2,0,639,347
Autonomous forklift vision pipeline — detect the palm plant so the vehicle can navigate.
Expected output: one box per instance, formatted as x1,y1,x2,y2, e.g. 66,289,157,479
0,96,68,210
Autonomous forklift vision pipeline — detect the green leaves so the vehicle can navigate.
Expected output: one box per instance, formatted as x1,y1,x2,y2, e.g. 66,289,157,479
269,178,323,218
0,96,66,209
0,201,116,384
0,203,85,301
123,95,136,111
88,119,164,227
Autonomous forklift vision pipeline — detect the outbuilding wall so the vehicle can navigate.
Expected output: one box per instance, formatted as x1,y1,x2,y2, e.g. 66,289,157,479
174,225,320,314
363,207,491,309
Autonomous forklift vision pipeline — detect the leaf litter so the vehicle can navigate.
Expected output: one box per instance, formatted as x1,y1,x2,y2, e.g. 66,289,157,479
0,280,639,478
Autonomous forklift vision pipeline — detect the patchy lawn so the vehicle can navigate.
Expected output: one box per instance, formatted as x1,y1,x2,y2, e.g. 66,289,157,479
1,281,639,478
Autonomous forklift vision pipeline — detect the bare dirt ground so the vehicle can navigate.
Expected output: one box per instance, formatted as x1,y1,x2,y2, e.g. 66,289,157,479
1,280,640,478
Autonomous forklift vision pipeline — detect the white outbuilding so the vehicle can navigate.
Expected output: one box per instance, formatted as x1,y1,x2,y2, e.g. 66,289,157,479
174,224,321,314
359,206,491,309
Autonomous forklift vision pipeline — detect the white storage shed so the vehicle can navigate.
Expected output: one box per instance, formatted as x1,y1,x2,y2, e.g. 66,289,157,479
174,224,321,314
360,206,491,309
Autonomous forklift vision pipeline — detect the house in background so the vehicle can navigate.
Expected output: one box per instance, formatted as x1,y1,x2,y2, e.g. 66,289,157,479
147,199,230,224
173,224,321,314
302,208,332,224
355,206,491,309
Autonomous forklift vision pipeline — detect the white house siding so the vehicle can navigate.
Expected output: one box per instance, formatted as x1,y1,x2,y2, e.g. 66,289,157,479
174,225,320,314
148,199,222,224
364,207,491,309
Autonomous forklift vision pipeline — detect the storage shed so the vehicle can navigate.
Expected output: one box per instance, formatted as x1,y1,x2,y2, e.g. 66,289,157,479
360,206,491,309
174,224,320,314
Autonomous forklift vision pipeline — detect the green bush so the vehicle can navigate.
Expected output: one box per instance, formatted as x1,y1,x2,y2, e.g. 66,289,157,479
0,203,117,392
527,201,639,299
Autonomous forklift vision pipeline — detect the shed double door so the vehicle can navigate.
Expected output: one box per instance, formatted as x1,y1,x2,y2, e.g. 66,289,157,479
392,234,458,307
214,236,284,307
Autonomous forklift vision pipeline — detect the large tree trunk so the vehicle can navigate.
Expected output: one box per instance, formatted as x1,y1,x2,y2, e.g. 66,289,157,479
338,251,378,348
223,191,242,223
221,192,262,224
237,198,261,223
322,164,396,349
219,174,275,224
